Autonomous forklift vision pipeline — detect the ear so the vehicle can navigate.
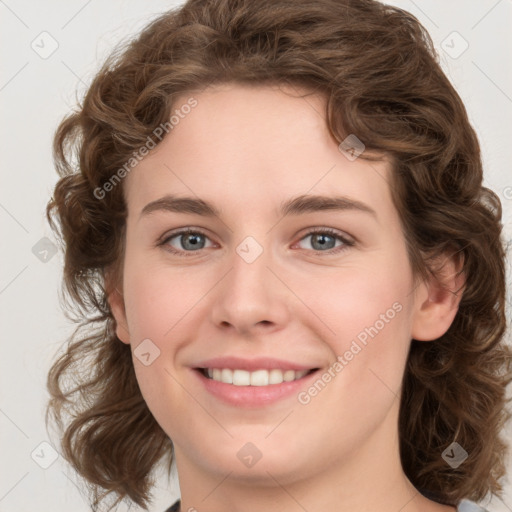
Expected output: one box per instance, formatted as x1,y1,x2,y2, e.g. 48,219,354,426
411,250,465,341
105,271,131,345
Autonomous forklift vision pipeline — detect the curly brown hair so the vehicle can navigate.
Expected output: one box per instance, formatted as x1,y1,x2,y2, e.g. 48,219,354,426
45,0,512,510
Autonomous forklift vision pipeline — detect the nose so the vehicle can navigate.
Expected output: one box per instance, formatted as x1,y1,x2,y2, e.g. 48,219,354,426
209,241,291,337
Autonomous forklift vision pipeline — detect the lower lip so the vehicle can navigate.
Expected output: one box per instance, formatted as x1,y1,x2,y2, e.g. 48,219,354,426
193,369,319,408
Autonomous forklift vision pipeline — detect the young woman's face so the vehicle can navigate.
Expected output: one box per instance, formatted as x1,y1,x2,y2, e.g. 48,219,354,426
113,83,439,487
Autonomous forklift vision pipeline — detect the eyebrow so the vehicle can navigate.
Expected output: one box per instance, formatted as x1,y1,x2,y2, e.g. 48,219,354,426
139,193,377,219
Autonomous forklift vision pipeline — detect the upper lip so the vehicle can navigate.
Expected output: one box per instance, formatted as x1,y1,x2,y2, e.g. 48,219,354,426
193,356,319,371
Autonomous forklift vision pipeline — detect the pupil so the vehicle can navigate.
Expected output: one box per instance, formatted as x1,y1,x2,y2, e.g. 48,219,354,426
183,234,204,250
313,234,334,250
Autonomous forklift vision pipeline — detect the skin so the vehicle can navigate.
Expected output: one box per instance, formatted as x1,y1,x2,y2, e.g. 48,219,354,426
109,83,463,512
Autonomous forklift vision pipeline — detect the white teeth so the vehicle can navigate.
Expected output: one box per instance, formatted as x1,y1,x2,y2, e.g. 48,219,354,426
205,368,310,386
221,368,233,384
283,370,296,382
233,369,251,386
250,370,269,386
269,369,284,384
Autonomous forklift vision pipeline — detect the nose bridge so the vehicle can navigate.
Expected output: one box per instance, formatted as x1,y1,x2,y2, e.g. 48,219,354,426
210,234,290,333
231,235,270,294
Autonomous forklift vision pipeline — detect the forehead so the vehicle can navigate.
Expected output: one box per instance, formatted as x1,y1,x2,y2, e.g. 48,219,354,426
124,83,395,223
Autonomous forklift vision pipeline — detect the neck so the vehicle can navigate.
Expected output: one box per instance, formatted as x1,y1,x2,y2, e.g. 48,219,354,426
173,402,455,512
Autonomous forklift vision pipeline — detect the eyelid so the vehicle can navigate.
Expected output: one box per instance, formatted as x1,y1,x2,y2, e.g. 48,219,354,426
292,227,355,254
295,226,354,244
158,226,355,256
158,226,215,252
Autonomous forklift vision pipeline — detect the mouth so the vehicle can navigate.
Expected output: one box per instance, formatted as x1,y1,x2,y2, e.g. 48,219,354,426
196,367,319,386
190,356,323,407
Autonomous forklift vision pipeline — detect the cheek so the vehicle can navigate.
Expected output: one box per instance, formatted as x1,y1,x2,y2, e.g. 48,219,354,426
298,252,415,397
121,258,202,423
297,258,413,349
288,270,413,462
122,257,209,340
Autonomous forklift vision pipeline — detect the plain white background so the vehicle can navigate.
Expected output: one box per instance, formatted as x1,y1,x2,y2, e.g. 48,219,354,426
1,1,511,511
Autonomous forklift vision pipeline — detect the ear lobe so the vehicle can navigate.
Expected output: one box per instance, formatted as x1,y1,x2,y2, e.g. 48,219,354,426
411,251,465,342
108,287,131,344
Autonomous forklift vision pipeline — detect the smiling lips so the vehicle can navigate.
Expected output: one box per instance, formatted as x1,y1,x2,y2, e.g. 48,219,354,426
192,358,321,407
193,356,319,399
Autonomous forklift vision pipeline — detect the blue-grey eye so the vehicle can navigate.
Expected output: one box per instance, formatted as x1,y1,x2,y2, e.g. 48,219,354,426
165,231,213,252
297,229,350,252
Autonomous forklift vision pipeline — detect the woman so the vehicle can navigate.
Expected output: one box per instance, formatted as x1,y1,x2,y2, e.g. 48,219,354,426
46,1,511,511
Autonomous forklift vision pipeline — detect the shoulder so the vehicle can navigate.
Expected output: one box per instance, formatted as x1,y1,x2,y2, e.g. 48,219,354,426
457,499,489,512
163,500,180,512
163,499,489,512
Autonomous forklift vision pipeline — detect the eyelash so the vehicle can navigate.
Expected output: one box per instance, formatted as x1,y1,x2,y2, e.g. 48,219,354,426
158,227,355,257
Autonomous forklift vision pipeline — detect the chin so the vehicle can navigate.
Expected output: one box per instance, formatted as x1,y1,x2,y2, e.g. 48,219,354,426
201,445,312,484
